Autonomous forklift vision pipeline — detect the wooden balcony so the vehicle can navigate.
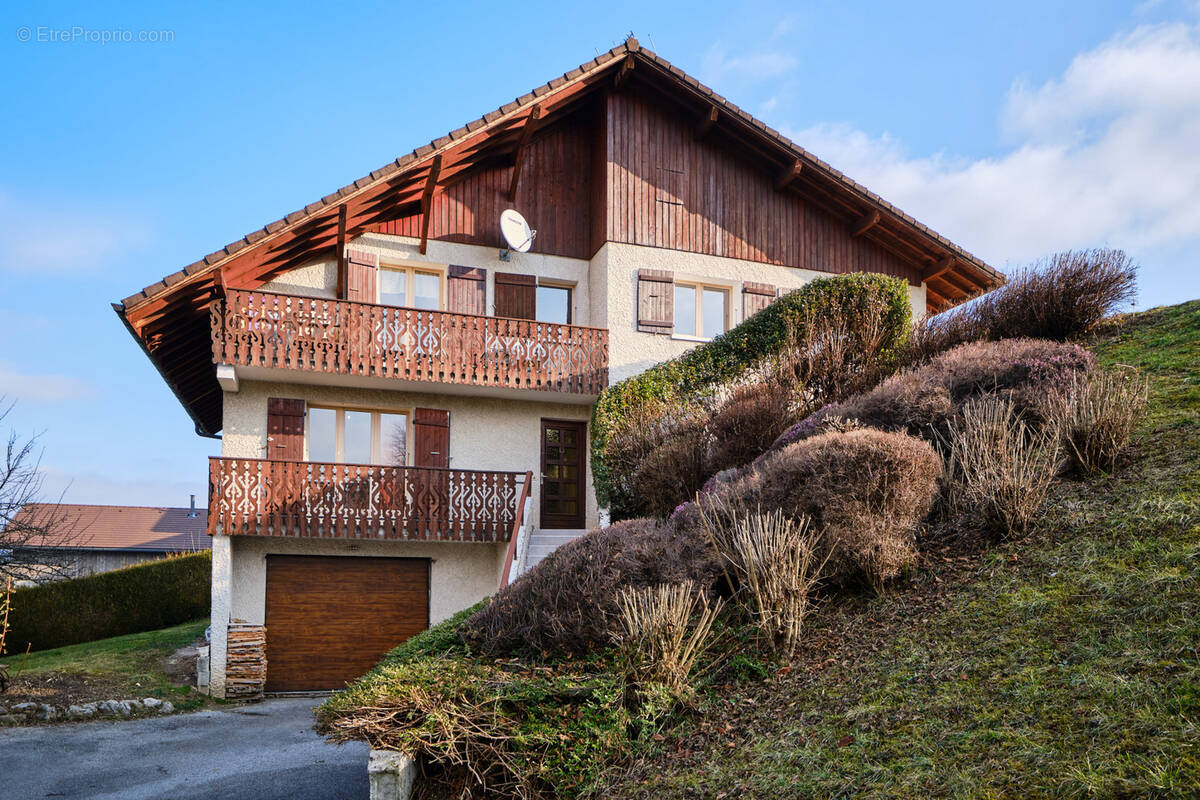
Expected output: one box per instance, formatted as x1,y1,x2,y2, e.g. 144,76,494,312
211,289,608,395
208,457,529,541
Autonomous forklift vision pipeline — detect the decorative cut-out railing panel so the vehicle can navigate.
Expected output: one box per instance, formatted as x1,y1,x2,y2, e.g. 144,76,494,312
208,457,524,541
212,289,609,395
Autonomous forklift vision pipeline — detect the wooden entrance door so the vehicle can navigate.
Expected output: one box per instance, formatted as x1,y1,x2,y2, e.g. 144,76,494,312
540,419,586,529
263,555,429,692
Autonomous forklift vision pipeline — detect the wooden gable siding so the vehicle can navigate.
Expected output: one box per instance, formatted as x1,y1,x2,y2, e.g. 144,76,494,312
370,115,594,260
603,92,922,285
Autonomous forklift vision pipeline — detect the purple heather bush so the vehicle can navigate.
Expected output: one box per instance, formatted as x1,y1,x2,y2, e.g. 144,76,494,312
762,339,1095,457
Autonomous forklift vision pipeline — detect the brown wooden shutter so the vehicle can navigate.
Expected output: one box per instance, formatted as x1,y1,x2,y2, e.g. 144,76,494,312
267,398,305,461
447,265,486,315
743,281,777,319
345,249,379,303
412,408,450,469
494,272,536,320
637,268,674,334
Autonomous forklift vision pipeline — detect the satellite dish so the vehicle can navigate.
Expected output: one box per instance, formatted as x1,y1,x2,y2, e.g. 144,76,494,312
499,209,536,259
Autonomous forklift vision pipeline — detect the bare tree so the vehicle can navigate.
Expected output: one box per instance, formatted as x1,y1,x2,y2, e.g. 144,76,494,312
0,402,89,583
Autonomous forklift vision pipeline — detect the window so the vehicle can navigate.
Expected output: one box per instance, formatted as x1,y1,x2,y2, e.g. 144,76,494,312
536,284,572,324
673,283,729,340
379,266,442,310
306,407,409,465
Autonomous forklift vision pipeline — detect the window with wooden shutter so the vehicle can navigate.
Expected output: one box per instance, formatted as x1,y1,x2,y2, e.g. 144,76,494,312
743,281,778,319
494,272,536,320
267,398,305,461
637,268,674,334
412,408,450,469
447,265,486,315
345,249,379,303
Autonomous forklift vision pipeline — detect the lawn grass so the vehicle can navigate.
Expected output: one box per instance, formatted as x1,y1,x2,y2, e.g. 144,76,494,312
607,301,1200,798
4,618,214,711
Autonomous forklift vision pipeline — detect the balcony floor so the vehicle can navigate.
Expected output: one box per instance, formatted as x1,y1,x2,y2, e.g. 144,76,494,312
221,363,599,404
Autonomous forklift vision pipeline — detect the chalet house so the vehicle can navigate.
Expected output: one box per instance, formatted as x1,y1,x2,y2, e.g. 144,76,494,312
116,38,1001,697
4,501,207,582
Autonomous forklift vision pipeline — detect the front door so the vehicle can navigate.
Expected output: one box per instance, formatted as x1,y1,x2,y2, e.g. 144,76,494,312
540,419,586,529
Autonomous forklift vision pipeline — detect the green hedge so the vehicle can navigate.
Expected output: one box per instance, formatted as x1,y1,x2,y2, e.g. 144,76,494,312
4,551,211,653
591,273,912,519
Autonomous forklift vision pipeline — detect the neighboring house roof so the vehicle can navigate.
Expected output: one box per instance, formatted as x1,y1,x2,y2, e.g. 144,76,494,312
115,36,1005,438
8,503,209,552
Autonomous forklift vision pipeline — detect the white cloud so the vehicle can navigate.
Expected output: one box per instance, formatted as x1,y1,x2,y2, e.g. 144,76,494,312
784,21,1200,274
0,192,150,274
0,362,96,404
702,45,798,85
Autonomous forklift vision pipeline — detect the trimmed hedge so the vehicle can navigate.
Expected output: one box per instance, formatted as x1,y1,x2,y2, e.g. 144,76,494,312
591,273,913,519
4,552,211,653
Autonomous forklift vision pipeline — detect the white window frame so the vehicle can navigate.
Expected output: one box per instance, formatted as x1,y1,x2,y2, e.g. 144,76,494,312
672,281,731,342
378,261,446,311
306,405,412,466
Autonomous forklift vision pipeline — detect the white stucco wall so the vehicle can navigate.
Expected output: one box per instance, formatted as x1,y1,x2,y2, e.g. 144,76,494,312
262,233,594,325
221,379,595,531
228,536,505,627
590,242,929,382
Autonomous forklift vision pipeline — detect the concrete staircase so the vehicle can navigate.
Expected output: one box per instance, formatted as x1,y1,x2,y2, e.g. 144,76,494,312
522,529,588,572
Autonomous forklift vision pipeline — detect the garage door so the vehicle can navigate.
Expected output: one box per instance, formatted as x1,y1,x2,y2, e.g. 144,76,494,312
264,555,429,692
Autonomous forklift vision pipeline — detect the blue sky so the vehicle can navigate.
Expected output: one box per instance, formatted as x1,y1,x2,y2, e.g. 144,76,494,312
2,0,1198,506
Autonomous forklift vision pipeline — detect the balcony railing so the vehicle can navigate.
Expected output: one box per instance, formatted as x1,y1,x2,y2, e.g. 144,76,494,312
208,457,527,541
211,289,609,395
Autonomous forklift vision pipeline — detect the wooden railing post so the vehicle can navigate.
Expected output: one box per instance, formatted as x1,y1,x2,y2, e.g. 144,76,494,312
209,457,522,543
500,470,535,587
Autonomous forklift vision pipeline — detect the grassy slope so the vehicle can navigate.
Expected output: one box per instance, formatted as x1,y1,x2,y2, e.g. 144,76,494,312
610,301,1200,799
4,618,213,710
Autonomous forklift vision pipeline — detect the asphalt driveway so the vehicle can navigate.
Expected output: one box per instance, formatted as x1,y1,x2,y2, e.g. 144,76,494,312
0,697,368,800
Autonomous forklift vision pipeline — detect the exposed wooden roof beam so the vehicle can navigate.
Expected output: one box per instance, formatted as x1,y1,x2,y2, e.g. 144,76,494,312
774,159,803,191
335,204,348,298
926,285,950,308
694,105,718,140
418,154,443,256
613,54,635,90
850,209,881,238
507,104,543,200
922,255,954,282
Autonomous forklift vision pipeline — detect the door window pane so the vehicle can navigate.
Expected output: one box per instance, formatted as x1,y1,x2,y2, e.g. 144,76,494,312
413,272,440,310
536,285,571,324
702,288,727,339
674,285,696,336
307,408,336,463
380,413,408,465
344,411,372,464
379,269,406,307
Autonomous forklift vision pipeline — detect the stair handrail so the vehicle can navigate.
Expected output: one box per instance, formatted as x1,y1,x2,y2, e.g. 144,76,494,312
500,471,534,587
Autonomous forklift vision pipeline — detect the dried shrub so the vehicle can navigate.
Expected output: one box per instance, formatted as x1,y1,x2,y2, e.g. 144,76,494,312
945,398,1062,538
1048,367,1149,475
602,397,688,519
633,413,711,519
690,429,942,588
704,381,799,478
461,519,721,657
594,273,913,520
771,295,898,404
765,338,1095,455
616,581,723,698
698,509,826,656
910,248,1137,361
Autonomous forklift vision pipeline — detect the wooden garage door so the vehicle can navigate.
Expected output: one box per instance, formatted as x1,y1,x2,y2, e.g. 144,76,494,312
264,555,429,692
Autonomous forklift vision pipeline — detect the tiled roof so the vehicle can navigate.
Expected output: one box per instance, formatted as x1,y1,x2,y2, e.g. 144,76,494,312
120,36,1000,311
8,503,209,552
